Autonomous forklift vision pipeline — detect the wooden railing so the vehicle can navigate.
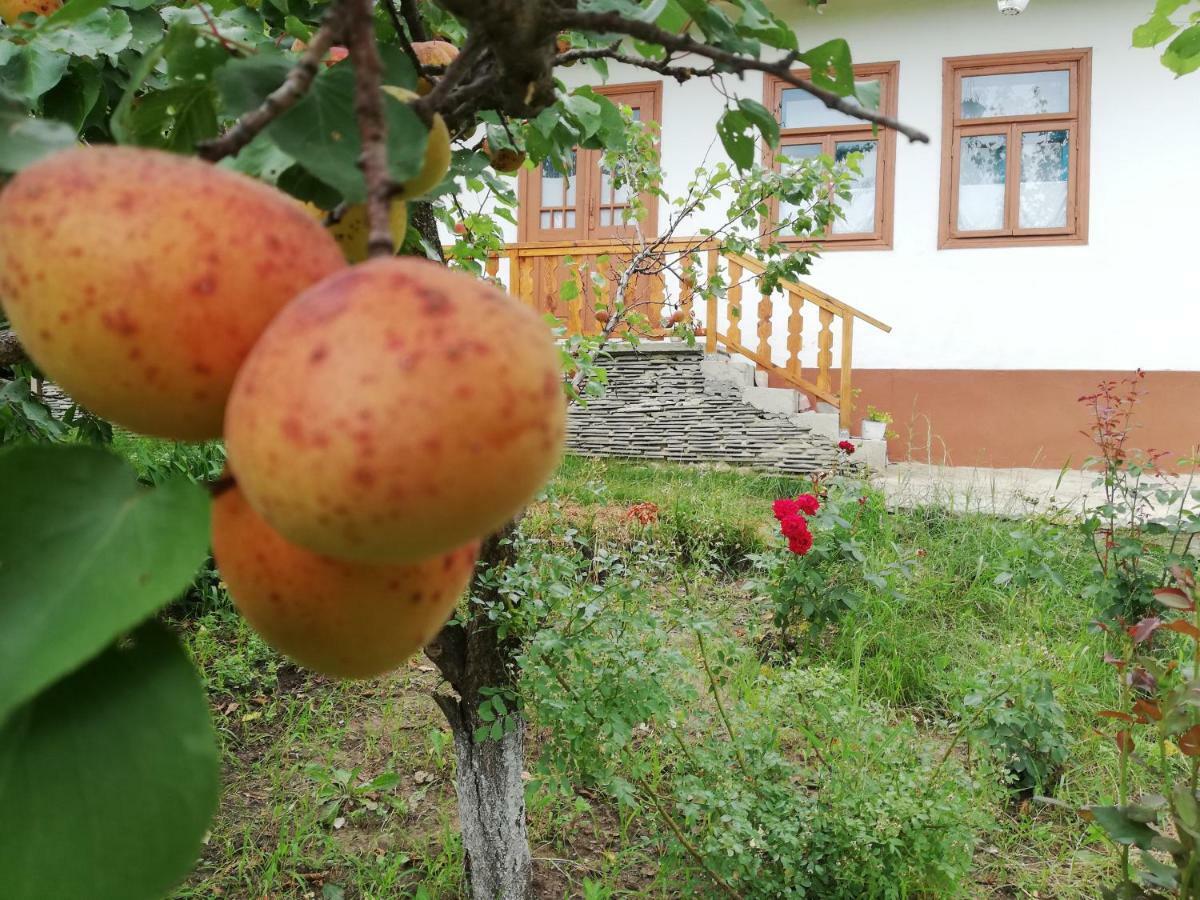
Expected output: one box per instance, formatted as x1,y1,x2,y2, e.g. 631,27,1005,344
473,238,891,431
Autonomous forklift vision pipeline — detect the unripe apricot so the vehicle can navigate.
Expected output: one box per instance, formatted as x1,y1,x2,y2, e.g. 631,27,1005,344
212,486,478,678
0,0,59,23
225,257,565,563
0,146,345,439
326,201,409,263
382,86,451,199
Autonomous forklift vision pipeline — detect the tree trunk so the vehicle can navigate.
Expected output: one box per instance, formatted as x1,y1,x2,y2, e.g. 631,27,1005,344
425,524,532,900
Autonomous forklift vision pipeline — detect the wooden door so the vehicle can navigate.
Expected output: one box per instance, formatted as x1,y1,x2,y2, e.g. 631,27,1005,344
517,83,662,333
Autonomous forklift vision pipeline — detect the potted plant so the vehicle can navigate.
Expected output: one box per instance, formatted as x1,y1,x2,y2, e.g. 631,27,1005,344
861,405,892,441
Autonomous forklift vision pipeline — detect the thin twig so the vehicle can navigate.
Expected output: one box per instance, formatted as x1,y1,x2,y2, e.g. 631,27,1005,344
398,0,427,42
385,0,423,74
555,9,929,143
197,14,340,161
344,0,393,257
412,35,484,124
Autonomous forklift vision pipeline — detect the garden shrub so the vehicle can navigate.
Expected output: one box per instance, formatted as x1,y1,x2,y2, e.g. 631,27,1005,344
960,659,1072,797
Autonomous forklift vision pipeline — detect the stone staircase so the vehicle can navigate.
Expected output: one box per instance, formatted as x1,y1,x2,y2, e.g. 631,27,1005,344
567,343,886,475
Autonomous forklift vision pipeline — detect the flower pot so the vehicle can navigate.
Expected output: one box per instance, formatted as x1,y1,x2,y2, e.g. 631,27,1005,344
861,420,887,441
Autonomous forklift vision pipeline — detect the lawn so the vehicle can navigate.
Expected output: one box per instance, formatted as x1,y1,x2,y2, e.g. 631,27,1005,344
156,452,1142,898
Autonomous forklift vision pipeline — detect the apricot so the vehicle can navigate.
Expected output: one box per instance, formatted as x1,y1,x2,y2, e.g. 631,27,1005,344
212,486,478,678
326,201,409,262
411,40,459,95
482,139,527,174
382,86,451,199
0,0,59,23
0,146,345,439
225,257,565,563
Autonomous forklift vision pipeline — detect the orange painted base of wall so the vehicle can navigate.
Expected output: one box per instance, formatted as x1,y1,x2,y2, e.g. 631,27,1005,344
770,369,1200,470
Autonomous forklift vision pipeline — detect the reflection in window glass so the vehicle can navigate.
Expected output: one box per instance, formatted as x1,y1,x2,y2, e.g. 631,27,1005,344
960,69,1069,119
538,154,576,230
781,81,880,128
778,144,822,232
832,140,878,234
1020,130,1069,228
957,134,1007,231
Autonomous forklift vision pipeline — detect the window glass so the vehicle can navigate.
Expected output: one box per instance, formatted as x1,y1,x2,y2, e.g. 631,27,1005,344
538,154,576,229
832,140,878,234
781,81,880,128
960,69,1069,119
1019,129,1069,228
956,134,1007,231
778,143,823,230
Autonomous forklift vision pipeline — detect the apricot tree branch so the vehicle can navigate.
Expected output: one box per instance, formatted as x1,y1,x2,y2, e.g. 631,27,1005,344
385,0,423,73
344,0,393,257
196,13,340,162
398,0,427,42
554,8,930,143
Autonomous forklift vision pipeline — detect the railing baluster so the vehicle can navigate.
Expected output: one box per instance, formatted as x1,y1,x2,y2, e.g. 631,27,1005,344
756,284,773,363
566,258,584,336
816,306,835,394
518,253,535,310
839,314,854,432
485,254,499,281
505,247,520,297
680,254,696,322
648,268,665,332
727,259,743,349
705,248,718,352
787,289,803,378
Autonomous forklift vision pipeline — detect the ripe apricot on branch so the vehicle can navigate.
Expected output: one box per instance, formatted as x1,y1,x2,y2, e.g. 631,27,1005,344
412,40,459,95
482,140,527,174
212,487,478,679
225,257,565,563
0,0,59,23
0,146,345,439
382,86,451,199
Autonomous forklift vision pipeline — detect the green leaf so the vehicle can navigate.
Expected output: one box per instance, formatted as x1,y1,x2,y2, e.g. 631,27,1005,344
799,38,855,95
1163,23,1200,75
0,445,210,722
0,43,70,105
0,98,75,172
42,0,109,27
0,622,218,900
267,64,426,202
717,108,755,169
737,97,779,149
40,60,101,130
214,53,291,117
1134,13,1181,47
36,8,132,59
1090,805,1160,849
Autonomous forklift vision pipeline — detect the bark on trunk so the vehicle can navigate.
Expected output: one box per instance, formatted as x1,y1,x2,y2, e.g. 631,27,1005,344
425,523,532,900
434,695,531,900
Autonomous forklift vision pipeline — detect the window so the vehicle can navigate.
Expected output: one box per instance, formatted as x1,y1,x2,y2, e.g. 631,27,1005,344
518,83,661,242
763,62,899,250
939,49,1091,248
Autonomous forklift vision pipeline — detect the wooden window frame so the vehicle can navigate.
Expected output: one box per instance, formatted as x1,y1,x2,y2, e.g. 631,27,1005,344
762,61,899,252
938,48,1091,249
517,81,662,244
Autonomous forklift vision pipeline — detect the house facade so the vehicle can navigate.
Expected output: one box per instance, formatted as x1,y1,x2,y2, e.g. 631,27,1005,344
496,0,1200,469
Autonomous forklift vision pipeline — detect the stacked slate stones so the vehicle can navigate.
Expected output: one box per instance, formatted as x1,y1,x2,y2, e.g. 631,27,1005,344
567,345,844,475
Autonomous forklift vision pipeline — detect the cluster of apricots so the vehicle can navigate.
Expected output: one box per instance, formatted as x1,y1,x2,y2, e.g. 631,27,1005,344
0,142,564,679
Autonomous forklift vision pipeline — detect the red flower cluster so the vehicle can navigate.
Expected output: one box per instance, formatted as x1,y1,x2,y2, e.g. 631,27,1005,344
838,440,856,455
772,493,820,555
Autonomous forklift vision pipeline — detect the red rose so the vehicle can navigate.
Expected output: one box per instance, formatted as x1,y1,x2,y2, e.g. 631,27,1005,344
788,529,814,555
780,514,810,540
773,498,800,521
795,493,819,516
838,440,856,454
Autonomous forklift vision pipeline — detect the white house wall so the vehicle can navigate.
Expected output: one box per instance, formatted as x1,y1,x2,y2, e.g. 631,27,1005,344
540,0,1200,373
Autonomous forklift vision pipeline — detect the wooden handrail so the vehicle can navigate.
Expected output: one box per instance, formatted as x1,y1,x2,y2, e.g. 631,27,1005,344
459,237,891,434
722,251,892,334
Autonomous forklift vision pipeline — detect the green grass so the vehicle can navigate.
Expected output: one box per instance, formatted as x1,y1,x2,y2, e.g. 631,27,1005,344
168,455,1134,898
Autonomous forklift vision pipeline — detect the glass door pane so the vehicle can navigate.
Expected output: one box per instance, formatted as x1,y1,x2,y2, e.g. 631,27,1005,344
956,134,1007,231
537,153,577,230
1018,129,1069,229
832,139,878,234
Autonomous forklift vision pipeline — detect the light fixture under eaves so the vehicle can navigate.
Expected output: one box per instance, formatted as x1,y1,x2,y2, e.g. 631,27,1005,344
998,0,1030,14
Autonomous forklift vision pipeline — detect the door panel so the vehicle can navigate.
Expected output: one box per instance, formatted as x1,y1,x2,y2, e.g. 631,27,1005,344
518,83,662,333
